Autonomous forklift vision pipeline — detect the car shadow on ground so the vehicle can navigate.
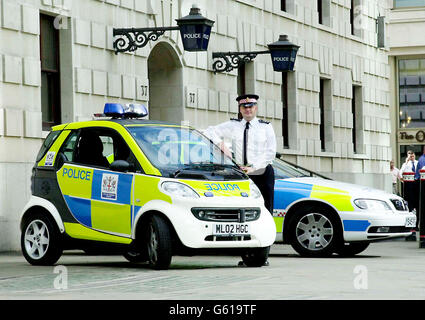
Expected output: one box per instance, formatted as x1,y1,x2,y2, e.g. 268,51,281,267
59,261,241,270
269,253,381,259
56,252,243,270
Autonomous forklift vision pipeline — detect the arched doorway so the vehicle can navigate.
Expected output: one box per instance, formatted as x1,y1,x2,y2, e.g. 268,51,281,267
148,42,184,123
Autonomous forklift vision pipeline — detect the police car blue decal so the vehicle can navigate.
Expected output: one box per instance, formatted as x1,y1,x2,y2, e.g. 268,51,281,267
343,220,371,232
91,170,133,204
274,180,313,210
64,195,92,227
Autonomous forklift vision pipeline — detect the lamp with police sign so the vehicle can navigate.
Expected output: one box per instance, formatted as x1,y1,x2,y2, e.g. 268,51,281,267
113,5,214,54
176,6,214,52
267,35,300,72
212,34,299,73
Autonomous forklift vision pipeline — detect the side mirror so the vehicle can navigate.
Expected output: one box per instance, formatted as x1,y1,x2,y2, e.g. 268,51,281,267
110,160,133,172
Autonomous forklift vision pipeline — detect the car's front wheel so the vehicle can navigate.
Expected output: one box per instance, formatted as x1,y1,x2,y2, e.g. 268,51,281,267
21,213,63,265
288,205,342,257
144,214,173,270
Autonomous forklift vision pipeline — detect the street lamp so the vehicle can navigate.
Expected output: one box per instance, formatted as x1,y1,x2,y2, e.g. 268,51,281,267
212,35,299,73
113,6,214,54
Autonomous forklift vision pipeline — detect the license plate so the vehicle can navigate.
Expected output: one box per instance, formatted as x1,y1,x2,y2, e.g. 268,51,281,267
212,223,250,236
405,216,416,228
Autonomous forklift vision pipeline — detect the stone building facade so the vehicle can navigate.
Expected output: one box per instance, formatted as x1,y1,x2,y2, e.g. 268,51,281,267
0,0,391,251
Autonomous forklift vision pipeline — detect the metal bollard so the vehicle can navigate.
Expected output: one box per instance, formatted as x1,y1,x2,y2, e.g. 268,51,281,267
420,169,425,248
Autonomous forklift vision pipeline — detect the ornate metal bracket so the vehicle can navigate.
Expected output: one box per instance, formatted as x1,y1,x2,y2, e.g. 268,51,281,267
212,50,269,73
113,26,180,54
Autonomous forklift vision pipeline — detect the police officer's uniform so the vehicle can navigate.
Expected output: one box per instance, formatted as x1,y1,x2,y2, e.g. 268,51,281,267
204,94,277,214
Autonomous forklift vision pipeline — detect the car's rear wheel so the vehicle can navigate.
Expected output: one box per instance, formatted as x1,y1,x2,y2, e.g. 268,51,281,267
241,246,270,267
21,213,63,265
288,205,342,257
336,242,370,257
144,214,173,270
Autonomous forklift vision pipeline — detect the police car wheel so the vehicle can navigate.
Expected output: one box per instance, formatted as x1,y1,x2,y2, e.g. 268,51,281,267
145,215,172,270
335,242,370,257
289,206,342,257
21,214,62,266
240,246,270,267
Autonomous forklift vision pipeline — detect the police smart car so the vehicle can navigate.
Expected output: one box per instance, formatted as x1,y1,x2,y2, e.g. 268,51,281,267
20,103,276,269
272,157,417,257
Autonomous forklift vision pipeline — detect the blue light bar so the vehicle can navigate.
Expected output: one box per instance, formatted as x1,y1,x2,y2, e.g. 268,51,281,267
104,103,124,118
99,103,149,119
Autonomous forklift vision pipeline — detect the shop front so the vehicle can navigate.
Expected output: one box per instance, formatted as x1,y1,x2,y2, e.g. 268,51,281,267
397,58,425,164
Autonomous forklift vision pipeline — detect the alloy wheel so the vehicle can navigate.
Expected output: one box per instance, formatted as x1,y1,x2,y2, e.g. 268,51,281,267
147,223,159,264
295,213,334,251
24,219,50,260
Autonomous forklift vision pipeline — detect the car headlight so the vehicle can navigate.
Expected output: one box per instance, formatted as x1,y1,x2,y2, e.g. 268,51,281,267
161,182,200,198
250,182,262,199
354,199,392,211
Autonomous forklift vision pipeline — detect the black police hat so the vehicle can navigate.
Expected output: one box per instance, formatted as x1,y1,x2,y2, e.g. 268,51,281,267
236,94,259,107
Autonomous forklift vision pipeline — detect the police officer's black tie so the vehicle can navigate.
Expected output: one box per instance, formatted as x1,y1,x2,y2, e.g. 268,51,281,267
243,122,249,165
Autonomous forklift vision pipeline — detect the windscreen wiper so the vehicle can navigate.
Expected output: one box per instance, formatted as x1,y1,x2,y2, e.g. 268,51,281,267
190,162,247,176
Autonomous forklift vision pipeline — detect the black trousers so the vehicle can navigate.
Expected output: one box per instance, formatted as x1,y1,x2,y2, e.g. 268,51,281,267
249,164,275,214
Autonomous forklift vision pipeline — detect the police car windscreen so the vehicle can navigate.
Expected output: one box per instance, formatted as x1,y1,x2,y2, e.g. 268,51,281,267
127,126,236,175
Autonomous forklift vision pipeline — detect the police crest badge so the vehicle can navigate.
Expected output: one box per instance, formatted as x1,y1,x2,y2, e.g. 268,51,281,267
101,173,119,200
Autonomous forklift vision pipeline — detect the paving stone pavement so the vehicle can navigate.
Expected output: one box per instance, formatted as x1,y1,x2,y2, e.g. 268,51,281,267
1,240,425,300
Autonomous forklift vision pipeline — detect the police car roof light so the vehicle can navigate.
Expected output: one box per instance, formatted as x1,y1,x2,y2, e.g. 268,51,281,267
103,103,125,118
123,104,148,118
100,103,149,119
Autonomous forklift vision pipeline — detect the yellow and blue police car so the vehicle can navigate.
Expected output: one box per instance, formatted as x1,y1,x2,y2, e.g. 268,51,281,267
20,103,276,269
272,157,417,257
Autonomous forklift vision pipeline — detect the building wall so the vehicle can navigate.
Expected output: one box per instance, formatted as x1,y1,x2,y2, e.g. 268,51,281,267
0,0,392,251
388,4,425,169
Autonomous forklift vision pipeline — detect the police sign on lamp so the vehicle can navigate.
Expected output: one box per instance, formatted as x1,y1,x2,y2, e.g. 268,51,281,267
176,6,214,52
267,35,300,72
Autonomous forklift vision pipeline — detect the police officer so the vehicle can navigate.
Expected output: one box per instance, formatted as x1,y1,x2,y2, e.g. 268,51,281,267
204,94,277,214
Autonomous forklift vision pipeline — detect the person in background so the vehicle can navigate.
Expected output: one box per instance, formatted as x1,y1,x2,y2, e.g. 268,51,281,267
415,145,425,180
400,150,420,239
390,160,400,195
400,150,418,179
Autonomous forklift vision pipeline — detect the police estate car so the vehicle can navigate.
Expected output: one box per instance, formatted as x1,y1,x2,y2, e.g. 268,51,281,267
20,103,276,269
272,157,417,257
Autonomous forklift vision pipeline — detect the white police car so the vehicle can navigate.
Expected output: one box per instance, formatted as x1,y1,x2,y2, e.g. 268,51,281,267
272,157,417,257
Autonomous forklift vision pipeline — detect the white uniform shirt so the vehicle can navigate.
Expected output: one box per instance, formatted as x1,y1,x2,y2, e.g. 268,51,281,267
399,160,419,177
203,117,277,171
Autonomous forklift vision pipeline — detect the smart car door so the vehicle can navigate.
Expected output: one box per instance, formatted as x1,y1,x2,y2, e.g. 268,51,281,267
57,128,134,237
